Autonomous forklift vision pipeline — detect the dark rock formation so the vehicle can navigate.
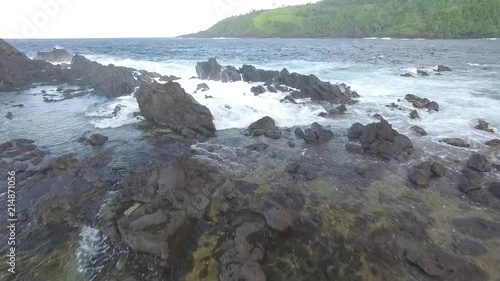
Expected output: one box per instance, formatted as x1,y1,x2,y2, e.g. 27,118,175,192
34,48,73,62
431,162,447,177
488,182,500,200
137,81,216,137
410,126,427,136
112,105,123,117
246,142,269,151
5,111,13,120
89,134,108,146
405,94,439,112
194,58,359,104
349,119,413,161
400,72,414,77
70,55,139,98
247,116,281,139
475,120,494,133
467,153,491,172
347,122,364,140
439,138,470,148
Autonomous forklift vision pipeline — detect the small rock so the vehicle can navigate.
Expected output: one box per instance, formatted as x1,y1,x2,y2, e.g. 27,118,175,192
294,128,305,138
488,182,500,200
409,162,432,186
263,129,281,140
5,112,13,120
205,95,213,99
251,85,266,96
89,134,108,146
345,143,364,154
220,203,230,214
372,113,383,120
409,110,420,119
287,141,296,148
485,139,500,147
347,122,364,140
196,83,210,92
285,160,300,174
245,142,269,152
226,193,236,200
263,207,293,231
410,126,427,136
11,104,24,108
467,153,491,172
417,69,429,76
328,104,347,115
439,138,470,148
436,65,452,72
400,73,414,77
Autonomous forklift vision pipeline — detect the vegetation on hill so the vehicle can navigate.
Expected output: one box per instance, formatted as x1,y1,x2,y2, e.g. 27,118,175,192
185,0,500,38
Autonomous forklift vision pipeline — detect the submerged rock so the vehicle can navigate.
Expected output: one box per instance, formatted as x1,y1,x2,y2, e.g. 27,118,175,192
400,72,414,77
263,207,293,231
439,138,470,148
409,109,420,119
417,69,429,76
137,81,216,137
5,111,13,120
34,48,73,62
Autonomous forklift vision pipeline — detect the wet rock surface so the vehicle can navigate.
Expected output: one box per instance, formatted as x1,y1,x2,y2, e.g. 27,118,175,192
34,48,73,62
439,138,470,147
405,94,440,111
137,81,216,137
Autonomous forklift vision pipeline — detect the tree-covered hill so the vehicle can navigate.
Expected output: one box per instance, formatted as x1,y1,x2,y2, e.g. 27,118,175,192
184,0,500,38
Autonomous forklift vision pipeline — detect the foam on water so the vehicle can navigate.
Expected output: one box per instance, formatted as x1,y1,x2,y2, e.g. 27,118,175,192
76,226,110,279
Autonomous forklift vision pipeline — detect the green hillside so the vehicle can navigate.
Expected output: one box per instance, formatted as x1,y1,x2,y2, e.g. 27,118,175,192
185,0,500,38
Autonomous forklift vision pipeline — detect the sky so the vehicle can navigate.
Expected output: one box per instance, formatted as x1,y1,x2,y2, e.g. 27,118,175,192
0,0,319,39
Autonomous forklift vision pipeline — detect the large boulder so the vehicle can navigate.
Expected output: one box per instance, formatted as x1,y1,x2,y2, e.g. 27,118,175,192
137,81,216,137
302,122,334,144
405,94,439,112
467,153,491,172
475,120,494,133
409,162,432,186
34,48,73,62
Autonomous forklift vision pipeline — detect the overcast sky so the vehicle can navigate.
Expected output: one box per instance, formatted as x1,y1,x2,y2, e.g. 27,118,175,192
0,0,318,39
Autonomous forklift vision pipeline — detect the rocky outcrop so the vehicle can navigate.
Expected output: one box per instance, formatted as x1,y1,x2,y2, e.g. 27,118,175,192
137,81,216,137
348,119,414,161
34,48,73,62
298,122,334,144
435,65,452,72
405,94,439,112
195,58,360,104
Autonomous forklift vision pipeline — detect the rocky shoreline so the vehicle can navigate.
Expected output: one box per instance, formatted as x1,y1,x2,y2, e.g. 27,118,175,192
1,39,500,281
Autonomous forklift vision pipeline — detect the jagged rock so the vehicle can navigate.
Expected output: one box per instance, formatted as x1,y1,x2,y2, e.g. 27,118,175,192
246,142,269,151
280,95,297,104
266,85,277,93
405,94,439,112
196,83,210,92
137,81,216,137
410,126,427,136
486,139,500,147
195,58,240,82
431,162,447,177
294,128,305,138
89,134,108,146
467,153,491,172
475,120,494,133
409,162,432,186
113,105,124,117
347,122,364,140
251,85,266,96
303,122,334,144
436,65,452,72
355,119,413,161
439,138,470,148
34,48,73,62
409,110,420,119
